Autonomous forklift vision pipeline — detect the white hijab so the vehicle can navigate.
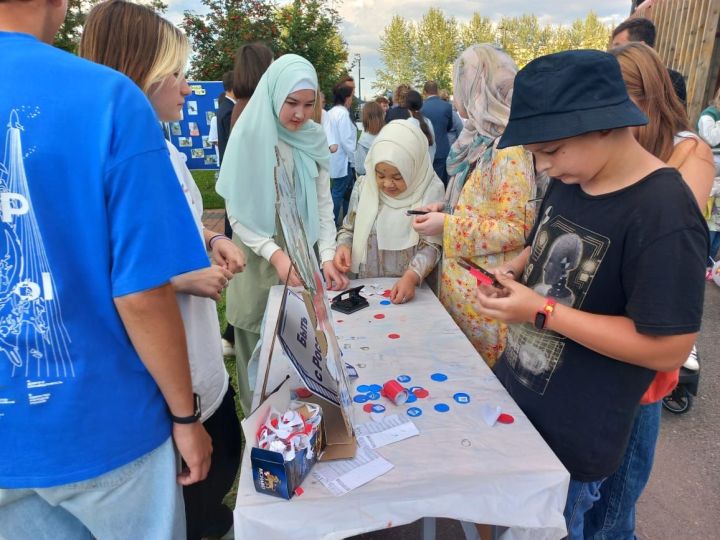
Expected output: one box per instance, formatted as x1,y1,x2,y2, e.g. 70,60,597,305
352,120,445,273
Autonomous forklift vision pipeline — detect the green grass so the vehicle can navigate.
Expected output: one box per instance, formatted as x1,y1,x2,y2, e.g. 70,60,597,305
191,169,225,210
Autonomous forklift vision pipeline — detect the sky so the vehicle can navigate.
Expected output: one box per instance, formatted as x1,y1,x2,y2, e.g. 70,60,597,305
165,0,633,95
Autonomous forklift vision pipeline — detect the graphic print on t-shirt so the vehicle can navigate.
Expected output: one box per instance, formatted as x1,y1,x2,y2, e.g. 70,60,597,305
504,205,609,395
0,110,73,389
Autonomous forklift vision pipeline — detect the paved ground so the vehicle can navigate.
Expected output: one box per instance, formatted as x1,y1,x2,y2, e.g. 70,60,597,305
205,209,719,539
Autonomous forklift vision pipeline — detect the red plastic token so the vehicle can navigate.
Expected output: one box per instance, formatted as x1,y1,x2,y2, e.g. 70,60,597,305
413,388,429,399
382,289,392,297
388,333,400,339
336,319,344,323
497,413,515,424
363,403,374,413
294,487,304,496
295,388,312,399
374,314,385,320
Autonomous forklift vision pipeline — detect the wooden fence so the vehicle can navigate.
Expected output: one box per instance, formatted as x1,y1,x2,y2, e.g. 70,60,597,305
633,0,720,122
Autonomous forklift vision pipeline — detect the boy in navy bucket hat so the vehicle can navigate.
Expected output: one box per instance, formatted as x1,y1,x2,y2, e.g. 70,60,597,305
476,50,708,538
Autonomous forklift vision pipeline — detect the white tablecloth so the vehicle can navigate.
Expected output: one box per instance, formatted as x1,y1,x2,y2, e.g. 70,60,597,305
234,278,569,539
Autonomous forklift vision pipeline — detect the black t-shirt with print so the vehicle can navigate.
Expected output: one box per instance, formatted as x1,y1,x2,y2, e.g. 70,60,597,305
493,168,708,481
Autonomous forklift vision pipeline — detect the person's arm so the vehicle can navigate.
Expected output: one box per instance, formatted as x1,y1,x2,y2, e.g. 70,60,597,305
203,228,245,273
476,275,696,372
316,167,349,289
338,115,356,157
673,138,715,208
115,284,212,485
442,147,535,259
408,239,441,281
697,114,720,147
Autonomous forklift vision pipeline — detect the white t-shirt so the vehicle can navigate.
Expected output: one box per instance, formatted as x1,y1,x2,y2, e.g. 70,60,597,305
408,116,436,162
327,105,357,178
208,115,220,165
167,140,229,421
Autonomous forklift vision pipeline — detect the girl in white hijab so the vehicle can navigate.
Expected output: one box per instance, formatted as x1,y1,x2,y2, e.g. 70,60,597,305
334,120,445,303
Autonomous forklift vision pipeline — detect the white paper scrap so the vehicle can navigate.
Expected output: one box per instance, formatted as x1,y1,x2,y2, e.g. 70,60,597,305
355,414,419,449
482,404,502,427
312,447,393,496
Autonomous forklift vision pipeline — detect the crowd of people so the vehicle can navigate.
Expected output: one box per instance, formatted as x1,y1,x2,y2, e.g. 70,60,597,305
1,1,718,539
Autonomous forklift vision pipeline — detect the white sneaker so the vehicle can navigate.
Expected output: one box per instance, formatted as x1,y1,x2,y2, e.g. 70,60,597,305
222,339,235,357
683,345,699,371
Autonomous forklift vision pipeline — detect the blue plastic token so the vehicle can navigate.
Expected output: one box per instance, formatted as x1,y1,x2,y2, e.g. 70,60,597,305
353,394,369,403
430,372,448,382
397,375,411,383
407,407,423,417
434,403,450,413
366,392,381,400
453,392,471,404
380,300,391,305
405,393,417,403
356,384,371,393
371,404,386,413
368,384,382,392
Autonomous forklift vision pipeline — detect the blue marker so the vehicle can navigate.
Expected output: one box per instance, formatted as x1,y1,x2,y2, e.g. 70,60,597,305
407,407,423,417
453,392,471,404
434,403,450,413
397,375,411,383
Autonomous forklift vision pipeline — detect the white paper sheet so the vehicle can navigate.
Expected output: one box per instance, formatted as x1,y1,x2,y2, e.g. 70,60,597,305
355,414,419,449
312,446,393,496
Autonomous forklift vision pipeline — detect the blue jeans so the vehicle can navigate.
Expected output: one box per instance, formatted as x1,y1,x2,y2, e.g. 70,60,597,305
0,437,184,540
564,478,605,539
331,165,353,225
708,230,720,265
584,401,662,540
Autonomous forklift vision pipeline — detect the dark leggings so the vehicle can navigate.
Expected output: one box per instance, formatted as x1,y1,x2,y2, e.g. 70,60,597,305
183,386,242,540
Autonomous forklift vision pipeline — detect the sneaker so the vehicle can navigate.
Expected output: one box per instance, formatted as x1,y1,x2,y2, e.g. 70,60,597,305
683,345,700,371
222,339,235,357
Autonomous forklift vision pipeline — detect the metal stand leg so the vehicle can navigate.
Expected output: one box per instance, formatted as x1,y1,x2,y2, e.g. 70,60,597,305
422,517,436,540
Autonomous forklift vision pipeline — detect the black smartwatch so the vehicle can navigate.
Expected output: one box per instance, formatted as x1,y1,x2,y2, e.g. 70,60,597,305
170,393,201,424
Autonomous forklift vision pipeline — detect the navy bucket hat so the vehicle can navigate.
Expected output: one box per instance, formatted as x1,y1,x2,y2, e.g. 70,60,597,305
497,49,648,149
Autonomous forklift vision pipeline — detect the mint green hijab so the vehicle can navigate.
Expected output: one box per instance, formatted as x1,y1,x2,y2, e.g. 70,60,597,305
216,54,330,245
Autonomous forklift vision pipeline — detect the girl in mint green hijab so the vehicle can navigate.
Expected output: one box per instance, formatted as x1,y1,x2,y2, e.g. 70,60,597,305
216,54,348,414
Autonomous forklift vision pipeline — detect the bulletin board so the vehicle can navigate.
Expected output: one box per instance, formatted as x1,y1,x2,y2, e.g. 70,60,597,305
167,80,223,170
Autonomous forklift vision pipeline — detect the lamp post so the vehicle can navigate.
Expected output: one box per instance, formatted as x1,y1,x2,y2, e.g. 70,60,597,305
354,53,364,103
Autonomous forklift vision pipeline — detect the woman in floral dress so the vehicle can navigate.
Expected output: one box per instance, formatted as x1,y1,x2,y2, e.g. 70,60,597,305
413,44,536,366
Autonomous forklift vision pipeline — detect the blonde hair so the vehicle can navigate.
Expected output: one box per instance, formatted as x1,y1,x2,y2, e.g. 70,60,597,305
79,0,189,95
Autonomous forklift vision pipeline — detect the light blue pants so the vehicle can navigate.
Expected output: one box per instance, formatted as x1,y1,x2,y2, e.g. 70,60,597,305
0,437,184,540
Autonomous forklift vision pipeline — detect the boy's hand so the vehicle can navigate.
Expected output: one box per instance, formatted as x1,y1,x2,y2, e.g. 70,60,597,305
173,422,213,486
211,237,245,274
390,271,419,304
476,273,546,324
323,260,349,291
412,212,445,236
334,244,352,273
270,250,303,287
171,265,233,300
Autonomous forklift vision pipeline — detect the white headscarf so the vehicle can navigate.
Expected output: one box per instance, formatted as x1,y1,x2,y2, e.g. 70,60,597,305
351,120,445,273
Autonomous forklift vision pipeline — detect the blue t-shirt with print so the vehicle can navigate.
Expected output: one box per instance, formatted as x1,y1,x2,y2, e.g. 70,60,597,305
0,32,209,488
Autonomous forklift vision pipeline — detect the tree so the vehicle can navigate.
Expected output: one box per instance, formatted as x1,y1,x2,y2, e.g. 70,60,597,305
275,0,349,99
182,0,278,81
373,15,416,94
53,0,167,54
459,14,496,50
414,8,459,90
497,14,555,68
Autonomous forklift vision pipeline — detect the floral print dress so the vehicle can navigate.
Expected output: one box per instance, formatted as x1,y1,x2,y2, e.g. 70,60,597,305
440,144,536,367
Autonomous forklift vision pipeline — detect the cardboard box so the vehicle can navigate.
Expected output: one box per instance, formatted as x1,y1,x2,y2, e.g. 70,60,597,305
243,380,327,499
